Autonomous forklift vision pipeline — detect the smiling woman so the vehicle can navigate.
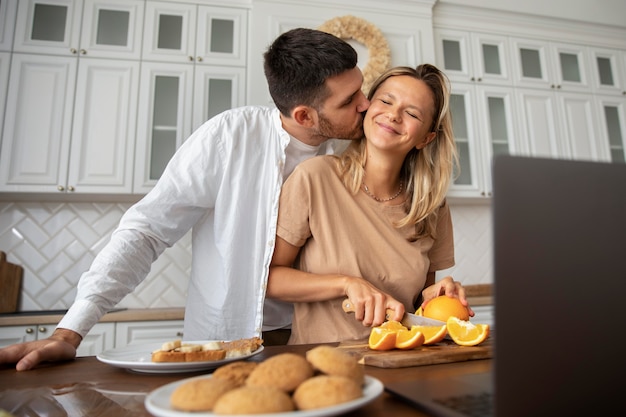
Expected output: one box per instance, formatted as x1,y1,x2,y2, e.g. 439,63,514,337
318,15,391,95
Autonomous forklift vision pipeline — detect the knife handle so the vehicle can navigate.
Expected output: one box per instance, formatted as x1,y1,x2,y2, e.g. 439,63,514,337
341,299,395,319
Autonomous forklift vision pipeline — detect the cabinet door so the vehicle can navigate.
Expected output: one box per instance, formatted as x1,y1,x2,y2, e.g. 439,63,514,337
0,325,38,347
66,58,139,193
592,48,626,97
76,322,115,356
595,96,626,163
0,52,10,138
79,0,144,60
142,0,197,63
447,85,485,197
514,88,564,159
115,320,185,347
134,62,194,193
195,6,247,67
0,0,17,51
436,29,511,86
13,0,83,55
0,54,76,192
192,66,246,131
556,92,604,161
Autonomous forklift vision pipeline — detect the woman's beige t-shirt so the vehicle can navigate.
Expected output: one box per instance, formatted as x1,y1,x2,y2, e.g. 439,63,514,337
276,155,455,344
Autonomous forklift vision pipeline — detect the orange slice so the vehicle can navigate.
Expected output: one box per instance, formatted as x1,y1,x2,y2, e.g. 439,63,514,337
395,328,425,350
380,320,407,331
410,324,448,345
446,317,490,346
368,327,397,351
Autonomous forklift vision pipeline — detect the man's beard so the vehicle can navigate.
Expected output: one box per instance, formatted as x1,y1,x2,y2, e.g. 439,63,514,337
315,113,364,141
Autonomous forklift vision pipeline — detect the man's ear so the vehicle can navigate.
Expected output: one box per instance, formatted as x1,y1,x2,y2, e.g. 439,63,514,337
291,105,317,128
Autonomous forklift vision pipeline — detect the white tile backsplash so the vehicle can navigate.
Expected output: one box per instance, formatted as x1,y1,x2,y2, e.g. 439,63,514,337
0,200,492,312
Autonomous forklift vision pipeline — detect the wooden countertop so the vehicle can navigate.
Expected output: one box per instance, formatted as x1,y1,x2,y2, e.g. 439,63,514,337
0,284,492,326
0,343,493,416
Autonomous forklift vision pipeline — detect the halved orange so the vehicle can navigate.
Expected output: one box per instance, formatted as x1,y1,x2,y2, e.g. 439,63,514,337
410,324,448,345
368,327,397,351
395,328,425,349
446,317,490,346
380,320,407,331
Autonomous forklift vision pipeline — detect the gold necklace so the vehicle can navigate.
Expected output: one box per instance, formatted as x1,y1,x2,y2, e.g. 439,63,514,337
362,180,403,202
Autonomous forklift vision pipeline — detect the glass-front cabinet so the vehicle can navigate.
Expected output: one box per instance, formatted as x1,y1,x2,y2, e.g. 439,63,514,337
435,29,512,86
448,85,519,198
134,2,247,192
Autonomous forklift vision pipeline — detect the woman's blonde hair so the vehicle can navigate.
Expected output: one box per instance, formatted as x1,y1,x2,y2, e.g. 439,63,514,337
336,64,458,239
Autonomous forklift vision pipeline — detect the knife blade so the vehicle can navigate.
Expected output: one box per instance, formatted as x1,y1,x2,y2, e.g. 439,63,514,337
341,299,446,327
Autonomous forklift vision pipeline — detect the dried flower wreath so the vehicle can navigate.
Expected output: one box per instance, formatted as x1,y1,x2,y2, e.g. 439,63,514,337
318,15,391,95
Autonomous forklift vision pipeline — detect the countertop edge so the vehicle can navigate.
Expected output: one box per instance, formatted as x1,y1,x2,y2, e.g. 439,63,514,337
0,307,185,326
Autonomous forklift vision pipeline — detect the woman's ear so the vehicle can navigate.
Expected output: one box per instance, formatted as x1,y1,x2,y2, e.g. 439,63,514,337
291,105,317,128
416,131,437,150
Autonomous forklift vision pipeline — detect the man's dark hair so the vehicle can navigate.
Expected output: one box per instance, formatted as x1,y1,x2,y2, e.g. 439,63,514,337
263,28,358,116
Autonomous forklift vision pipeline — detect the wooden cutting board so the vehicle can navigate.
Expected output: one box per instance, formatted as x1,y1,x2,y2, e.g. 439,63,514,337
0,251,23,313
337,337,493,368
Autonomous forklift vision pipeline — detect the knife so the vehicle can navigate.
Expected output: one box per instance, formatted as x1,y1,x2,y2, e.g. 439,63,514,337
341,299,446,327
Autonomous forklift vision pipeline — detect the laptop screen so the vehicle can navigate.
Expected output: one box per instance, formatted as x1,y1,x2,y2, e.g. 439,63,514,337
492,155,626,416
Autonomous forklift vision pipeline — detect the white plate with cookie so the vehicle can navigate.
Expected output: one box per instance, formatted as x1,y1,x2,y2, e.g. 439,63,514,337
97,340,264,373
144,374,384,417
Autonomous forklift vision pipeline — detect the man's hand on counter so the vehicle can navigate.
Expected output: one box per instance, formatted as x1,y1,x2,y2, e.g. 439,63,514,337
0,328,82,371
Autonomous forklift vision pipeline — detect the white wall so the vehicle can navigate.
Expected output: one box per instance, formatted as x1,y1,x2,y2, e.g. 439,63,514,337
437,0,626,28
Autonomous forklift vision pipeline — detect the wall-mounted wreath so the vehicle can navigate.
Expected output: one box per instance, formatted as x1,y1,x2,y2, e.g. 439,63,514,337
318,15,391,95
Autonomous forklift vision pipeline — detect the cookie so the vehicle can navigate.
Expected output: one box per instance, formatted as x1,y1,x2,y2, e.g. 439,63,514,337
213,386,294,414
212,361,258,387
170,377,237,411
293,375,362,410
245,352,313,392
305,345,365,385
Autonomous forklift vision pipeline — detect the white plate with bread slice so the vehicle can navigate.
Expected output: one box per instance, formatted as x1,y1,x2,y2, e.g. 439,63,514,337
97,339,264,373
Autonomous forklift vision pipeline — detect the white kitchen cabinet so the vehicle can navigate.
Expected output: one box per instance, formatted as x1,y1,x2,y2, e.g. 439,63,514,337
595,96,626,163
142,1,247,67
511,38,592,94
134,1,247,192
0,52,10,141
0,322,115,357
514,88,604,162
115,320,185,347
0,0,143,193
447,84,520,198
13,0,143,59
435,29,512,86
0,0,17,51
591,47,626,97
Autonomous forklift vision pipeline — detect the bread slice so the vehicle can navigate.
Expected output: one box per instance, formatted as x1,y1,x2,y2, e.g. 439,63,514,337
151,337,263,362
222,337,264,358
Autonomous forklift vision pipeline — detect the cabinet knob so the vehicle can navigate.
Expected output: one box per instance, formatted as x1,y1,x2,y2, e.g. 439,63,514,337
550,84,556,89
556,85,561,89
39,327,47,333
622,91,625,95
470,77,475,82
57,185,65,192
80,49,87,55
176,332,184,337
477,78,482,82
196,56,203,62
67,186,75,192
25,328,34,334
188,56,194,62
70,48,77,55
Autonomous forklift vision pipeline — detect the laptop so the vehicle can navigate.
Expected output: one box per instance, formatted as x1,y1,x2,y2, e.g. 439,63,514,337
385,155,626,417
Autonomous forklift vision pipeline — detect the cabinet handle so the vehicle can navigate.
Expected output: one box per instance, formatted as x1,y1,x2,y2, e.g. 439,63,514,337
25,328,34,334
477,77,482,82
39,327,47,333
57,185,65,192
550,84,556,89
188,56,194,62
556,85,561,89
67,186,75,192
70,48,77,55
80,49,87,55
470,77,475,81
176,332,184,337
196,56,203,62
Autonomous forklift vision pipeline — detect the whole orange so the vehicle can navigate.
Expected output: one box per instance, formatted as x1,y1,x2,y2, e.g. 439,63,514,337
422,295,470,322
